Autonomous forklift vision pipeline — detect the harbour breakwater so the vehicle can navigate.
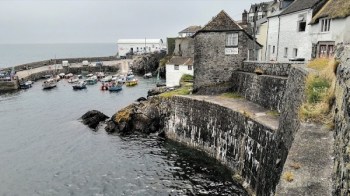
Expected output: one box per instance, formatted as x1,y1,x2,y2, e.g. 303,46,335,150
105,62,309,195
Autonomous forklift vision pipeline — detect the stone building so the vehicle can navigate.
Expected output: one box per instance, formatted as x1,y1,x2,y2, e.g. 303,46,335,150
192,10,261,94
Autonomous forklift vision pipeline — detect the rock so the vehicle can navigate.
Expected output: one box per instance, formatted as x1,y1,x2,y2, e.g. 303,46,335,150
105,98,165,135
147,87,168,97
81,110,109,130
136,97,147,102
131,52,166,75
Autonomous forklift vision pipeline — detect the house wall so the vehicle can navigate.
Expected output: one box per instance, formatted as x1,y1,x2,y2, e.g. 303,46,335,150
166,64,193,87
310,16,350,46
173,38,195,58
256,22,268,61
266,16,280,61
277,9,313,62
118,42,163,57
193,31,257,94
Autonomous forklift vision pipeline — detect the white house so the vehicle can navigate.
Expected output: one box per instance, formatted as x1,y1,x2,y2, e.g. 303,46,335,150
178,26,201,38
117,39,164,57
266,0,324,62
309,0,350,58
166,56,193,87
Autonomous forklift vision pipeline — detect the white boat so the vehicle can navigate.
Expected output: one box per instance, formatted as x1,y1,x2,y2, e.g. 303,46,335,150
143,72,152,78
58,73,65,78
101,75,113,82
72,81,87,90
65,73,73,79
42,78,57,89
86,73,94,77
96,72,105,79
68,77,79,83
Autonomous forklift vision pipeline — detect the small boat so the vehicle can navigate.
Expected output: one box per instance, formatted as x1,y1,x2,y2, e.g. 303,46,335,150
77,75,83,79
58,73,65,78
126,74,134,80
19,81,32,89
101,82,109,90
117,75,126,83
55,75,61,81
143,72,152,78
42,78,57,89
96,72,105,79
85,76,97,85
42,74,52,79
72,81,87,90
108,83,123,92
65,73,73,79
126,78,138,86
101,75,113,82
68,77,79,83
86,73,94,77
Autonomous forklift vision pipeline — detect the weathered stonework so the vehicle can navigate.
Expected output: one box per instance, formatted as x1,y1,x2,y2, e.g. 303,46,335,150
333,44,350,195
231,71,287,112
193,31,259,94
241,61,294,77
173,37,194,58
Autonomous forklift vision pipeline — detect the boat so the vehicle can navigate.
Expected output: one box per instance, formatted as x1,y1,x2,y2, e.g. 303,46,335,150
42,74,52,79
100,75,113,82
143,72,152,78
68,77,79,83
85,76,97,85
101,82,109,90
126,74,135,80
86,73,94,77
58,73,65,78
117,75,126,83
19,81,32,89
77,75,83,79
55,75,61,81
72,81,87,90
96,72,105,79
108,83,123,92
65,73,73,79
126,78,138,86
42,78,57,89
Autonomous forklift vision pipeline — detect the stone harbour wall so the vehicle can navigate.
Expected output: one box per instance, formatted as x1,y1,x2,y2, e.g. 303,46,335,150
241,61,295,77
333,44,350,195
163,96,279,195
0,80,19,91
231,71,287,112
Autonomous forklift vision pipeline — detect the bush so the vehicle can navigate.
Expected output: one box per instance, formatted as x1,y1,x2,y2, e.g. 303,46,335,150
180,74,193,82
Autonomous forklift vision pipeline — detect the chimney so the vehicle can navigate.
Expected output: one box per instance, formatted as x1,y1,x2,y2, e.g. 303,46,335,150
242,10,248,24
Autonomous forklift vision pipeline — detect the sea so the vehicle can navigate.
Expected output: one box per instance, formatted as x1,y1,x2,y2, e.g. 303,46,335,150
0,43,118,68
0,44,246,195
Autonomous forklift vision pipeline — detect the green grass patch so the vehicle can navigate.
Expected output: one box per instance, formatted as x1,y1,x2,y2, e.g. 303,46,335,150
180,74,193,82
160,83,193,98
267,110,280,117
307,58,330,71
220,92,243,99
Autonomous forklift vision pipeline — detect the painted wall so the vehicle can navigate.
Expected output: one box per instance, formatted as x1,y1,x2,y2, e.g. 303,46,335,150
310,16,350,45
118,42,163,57
266,16,280,61
165,64,193,87
277,10,313,61
173,38,194,58
256,22,268,61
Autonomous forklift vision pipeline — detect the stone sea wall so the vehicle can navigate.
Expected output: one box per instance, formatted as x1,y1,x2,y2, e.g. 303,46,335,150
333,44,350,195
0,80,19,91
241,61,293,77
231,71,287,112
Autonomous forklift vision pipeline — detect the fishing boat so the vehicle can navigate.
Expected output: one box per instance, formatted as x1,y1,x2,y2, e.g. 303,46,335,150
86,73,94,77
58,73,65,78
72,81,87,90
100,75,113,82
77,75,83,79
42,78,57,89
126,74,134,80
65,73,73,79
108,82,123,92
68,77,79,83
19,81,33,89
96,72,105,79
118,75,126,83
85,76,97,85
126,78,138,86
101,82,109,90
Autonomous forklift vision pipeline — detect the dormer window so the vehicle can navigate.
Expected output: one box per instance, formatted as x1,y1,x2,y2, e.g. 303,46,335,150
321,18,331,32
226,33,238,47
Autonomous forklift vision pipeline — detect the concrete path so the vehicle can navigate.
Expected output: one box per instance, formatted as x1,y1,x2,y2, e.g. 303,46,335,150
16,64,63,79
275,123,334,196
180,95,280,130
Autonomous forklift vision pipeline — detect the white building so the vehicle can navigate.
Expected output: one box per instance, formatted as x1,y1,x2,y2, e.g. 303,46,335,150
309,0,350,58
266,0,323,62
166,56,193,87
117,39,164,57
178,26,201,38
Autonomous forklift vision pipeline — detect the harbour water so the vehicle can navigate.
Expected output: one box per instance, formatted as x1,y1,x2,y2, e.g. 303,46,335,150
0,77,246,195
0,43,117,68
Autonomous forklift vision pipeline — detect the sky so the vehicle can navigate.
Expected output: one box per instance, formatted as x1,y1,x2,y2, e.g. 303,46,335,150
0,0,263,44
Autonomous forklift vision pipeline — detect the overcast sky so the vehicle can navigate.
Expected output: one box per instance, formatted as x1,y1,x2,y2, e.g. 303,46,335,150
0,0,262,44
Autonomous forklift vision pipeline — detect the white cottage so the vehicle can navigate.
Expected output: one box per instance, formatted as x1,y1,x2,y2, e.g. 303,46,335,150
166,56,193,87
309,0,350,58
117,39,164,58
266,0,324,62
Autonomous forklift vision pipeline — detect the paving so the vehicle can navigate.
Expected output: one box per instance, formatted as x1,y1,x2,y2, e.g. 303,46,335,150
275,123,334,196
180,95,280,130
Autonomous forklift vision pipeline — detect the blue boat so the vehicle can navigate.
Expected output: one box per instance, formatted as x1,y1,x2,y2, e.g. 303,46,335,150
108,84,123,92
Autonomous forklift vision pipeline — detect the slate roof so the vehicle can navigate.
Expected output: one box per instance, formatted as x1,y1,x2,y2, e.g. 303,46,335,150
179,26,202,34
311,0,350,23
199,10,242,32
168,56,193,66
280,0,321,16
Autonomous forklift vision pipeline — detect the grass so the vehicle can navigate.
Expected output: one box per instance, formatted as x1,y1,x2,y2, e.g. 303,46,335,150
267,110,280,117
159,55,173,67
299,58,338,124
114,106,132,123
221,92,243,99
180,74,194,82
283,171,294,182
160,83,193,98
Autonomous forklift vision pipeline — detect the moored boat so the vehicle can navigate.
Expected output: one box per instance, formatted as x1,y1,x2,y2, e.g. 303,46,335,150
100,75,113,82
86,73,94,77
143,72,152,78
126,78,138,86
85,76,97,85
72,81,87,90
108,82,123,92
42,78,57,89
65,73,74,79
68,77,79,83
19,81,32,89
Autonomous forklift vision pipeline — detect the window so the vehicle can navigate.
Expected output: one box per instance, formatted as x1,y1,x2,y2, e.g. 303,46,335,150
226,33,238,47
284,47,288,57
321,18,331,32
273,46,275,54
188,65,192,70
293,48,298,57
298,14,306,32
174,65,179,70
